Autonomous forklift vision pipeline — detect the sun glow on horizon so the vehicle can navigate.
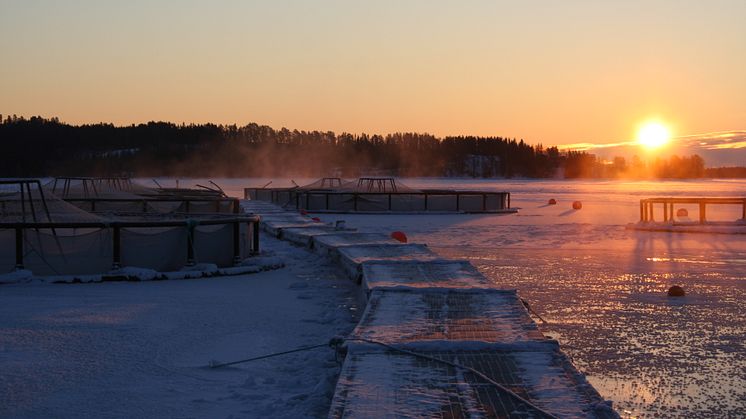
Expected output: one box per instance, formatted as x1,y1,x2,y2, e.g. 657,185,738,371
637,122,671,149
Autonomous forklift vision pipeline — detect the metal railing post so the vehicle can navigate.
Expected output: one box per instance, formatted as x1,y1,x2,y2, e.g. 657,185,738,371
699,202,706,224
112,226,121,269
252,220,260,254
640,201,644,222
232,221,241,265
15,227,23,269
186,222,196,266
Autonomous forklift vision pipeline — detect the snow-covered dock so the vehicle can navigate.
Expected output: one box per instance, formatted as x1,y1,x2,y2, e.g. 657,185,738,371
242,200,617,418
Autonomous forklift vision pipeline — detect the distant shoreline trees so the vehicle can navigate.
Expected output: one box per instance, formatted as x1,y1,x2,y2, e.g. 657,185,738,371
0,115,735,179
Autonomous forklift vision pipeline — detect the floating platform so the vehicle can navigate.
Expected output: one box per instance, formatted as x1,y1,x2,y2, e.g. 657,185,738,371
329,348,615,418
352,288,547,346
361,260,495,296
338,244,441,283
312,232,398,256
628,221,746,234
239,199,618,418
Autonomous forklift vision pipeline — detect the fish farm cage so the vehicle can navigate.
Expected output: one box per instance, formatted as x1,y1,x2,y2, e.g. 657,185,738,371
245,177,515,214
0,178,260,276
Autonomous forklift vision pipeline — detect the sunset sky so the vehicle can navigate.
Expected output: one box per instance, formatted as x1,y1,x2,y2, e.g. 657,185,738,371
1,1,744,164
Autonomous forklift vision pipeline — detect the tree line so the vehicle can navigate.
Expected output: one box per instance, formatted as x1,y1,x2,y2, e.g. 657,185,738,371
0,115,722,178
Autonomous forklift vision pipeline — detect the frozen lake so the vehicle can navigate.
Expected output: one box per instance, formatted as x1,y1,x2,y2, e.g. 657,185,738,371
213,177,745,418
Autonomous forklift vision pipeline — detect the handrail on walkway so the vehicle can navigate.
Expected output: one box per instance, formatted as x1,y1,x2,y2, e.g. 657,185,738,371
640,197,746,223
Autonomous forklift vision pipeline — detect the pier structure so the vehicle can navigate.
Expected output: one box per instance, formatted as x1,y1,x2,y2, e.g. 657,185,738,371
242,199,617,418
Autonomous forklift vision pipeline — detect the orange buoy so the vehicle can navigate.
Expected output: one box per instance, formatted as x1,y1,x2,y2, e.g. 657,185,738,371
311,217,321,222
667,285,686,297
676,208,688,217
391,231,408,243
572,201,582,210
548,198,557,205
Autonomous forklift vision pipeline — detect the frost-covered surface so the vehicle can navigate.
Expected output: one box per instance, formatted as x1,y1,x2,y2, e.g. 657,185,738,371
352,288,546,345
262,220,328,237
0,269,33,284
329,349,614,419
332,178,746,418
0,234,361,418
312,232,396,256
0,256,284,284
280,226,346,247
337,244,439,282
361,260,495,293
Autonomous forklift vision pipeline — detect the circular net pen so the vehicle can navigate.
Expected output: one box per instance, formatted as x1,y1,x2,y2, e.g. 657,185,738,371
245,177,515,214
0,180,260,276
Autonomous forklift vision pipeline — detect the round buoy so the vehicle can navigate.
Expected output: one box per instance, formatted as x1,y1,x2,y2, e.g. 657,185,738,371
548,199,557,205
311,217,321,222
667,285,686,297
676,208,688,217
391,231,408,243
572,201,582,210
299,209,308,216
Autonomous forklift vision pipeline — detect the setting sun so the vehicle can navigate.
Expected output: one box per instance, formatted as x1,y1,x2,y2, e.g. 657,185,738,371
637,122,671,149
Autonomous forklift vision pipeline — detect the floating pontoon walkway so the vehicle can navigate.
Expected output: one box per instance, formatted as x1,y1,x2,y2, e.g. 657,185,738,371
241,200,617,418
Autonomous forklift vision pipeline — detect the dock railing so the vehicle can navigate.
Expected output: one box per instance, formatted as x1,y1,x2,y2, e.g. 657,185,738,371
640,197,746,224
62,197,241,214
245,188,513,213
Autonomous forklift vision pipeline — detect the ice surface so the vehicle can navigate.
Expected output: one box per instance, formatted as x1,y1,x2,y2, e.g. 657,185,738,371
351,289,547,346
336,244,440,282
329,349,613,418
361,260,496,294
279,226,359,248
312,233,397,257
0,234,361,418
628,221,746,234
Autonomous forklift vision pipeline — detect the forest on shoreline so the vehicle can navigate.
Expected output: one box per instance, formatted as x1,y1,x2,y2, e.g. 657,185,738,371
1,115,741,179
